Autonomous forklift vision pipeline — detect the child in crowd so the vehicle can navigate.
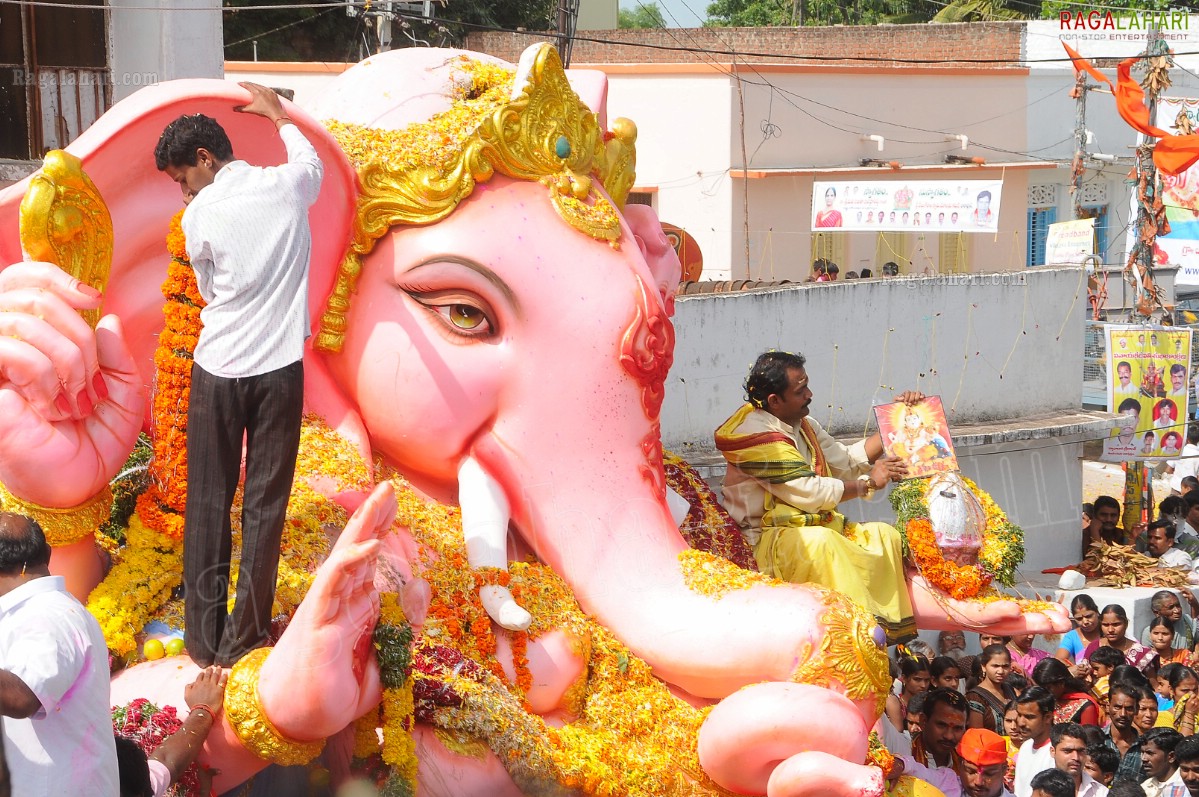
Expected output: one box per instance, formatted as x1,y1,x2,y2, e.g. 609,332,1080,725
906,691,927,738
1159,661,1183,711
886,651,931,733
1157,665,1199,733
1001,698,1025,794
1149,617,1192,668
1082,743,1118,788
929,656,963,692
1004,671,1028,696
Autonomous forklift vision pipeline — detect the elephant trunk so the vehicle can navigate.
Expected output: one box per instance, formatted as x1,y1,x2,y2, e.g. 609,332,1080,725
467,433,867,702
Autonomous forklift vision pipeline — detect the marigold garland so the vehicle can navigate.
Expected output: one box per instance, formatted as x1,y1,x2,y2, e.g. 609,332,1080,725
376,592,417,797
891,474,1026,600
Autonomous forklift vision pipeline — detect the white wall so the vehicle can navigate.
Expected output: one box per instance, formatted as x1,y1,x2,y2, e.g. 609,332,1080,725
661,266,1087,446
606,74,735,279
110,0,223,103
224,64,345,109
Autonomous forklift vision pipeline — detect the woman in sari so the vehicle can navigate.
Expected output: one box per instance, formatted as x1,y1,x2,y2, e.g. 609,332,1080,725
1031,658,1099,725
966,644,1017,733
1082,604,1159,674
1055,593,1101,667
814,186,843,228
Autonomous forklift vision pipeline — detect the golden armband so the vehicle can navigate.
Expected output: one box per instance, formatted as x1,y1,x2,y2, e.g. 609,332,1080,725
0,482,112,547
224,647,326,766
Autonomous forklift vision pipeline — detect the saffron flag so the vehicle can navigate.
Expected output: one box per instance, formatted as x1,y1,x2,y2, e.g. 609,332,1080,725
1062,42,1199,176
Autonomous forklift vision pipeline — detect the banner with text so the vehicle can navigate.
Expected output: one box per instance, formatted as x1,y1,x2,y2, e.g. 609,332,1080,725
1102,324,1193,462
1156,97,1199,286
811,180,1004,233
1044,218,1095,266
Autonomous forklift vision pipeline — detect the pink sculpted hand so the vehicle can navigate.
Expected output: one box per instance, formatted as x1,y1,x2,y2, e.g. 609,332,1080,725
0,262,144,507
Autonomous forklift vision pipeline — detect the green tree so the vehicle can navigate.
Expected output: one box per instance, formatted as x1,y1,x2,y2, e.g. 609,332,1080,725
704,0,943,26
619,2,667,28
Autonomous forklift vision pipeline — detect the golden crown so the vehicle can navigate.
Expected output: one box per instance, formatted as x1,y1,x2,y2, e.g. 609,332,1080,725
316,43,638,353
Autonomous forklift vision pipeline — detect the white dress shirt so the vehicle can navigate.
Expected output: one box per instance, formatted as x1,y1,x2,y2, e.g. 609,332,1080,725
182,123,323,378
1078,771,1109,797
1013,737,1055,797
1143,766,1189,797
1171,443,1199,492
0,576,117,796
1158,546,1195,570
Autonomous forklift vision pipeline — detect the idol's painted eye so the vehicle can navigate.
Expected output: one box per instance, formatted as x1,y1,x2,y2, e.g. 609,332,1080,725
407,289,497,340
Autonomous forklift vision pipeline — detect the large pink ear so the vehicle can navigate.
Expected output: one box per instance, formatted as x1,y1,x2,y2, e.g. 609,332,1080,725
0,79,357,397
623,204,682,317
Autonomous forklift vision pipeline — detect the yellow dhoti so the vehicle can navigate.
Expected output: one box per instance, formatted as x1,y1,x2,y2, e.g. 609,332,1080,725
754,518,914,643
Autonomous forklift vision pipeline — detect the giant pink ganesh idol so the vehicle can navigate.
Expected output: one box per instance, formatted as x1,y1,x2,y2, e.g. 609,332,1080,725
0,43,1066,796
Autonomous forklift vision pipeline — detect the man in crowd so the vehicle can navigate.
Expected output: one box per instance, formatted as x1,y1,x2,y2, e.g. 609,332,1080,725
1013,687,1056,797
1105,684,1146,782
1141,727,1188,797
1050,723,1107,797
1092,496,1127,547
0,513,117,794
1146,520,1195,571
1170,426,1199,496
1140,591,1199,652
1176,736,1199,797
893,713,1008,797
155,83,323,668
1029,769,1074,797
716,351,919,642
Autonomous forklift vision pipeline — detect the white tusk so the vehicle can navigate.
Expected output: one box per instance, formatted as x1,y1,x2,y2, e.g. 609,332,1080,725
666,486,691,529
458,456,532,631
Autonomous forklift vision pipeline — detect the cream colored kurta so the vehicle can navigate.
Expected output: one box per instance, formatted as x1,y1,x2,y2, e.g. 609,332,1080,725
721,409,870,545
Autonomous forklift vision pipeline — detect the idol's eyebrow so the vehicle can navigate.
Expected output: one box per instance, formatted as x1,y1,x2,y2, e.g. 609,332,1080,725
409,256,520,315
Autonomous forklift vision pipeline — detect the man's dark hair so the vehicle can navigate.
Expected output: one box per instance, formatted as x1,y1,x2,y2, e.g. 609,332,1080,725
1185,476,1199,493
1189,425,1199,446
977,190,993,203
1175,736,1199,764
1118,397,1142,414
1081,724,1107,748
882,261,900,276
1086,742,1119,774
1106,779,1148,797
1050,721,1086,747
1118,360,1132,372
1029,768,1073,797
0,513,49,575
744,351,806,409
826,263,840,276
154,114,233,171
1173,363,1187,377
1149,518,1177,539
1089,645,1126,670
1109,683,1144,706
859,268,873,278
1015,685,1055,717
1161,495,1185,518
922,687,968,720
115,735,152,797
1094,495,1121,514
1141,726,1184,755
1004,670,1028,695
1185,489,1199,511
908,690,927,717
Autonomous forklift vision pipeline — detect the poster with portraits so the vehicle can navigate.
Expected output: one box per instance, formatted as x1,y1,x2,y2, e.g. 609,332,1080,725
810,180,1003,233
1103,325,1193,462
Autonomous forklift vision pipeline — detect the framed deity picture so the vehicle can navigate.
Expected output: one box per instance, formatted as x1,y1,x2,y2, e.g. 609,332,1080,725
874,396,958,478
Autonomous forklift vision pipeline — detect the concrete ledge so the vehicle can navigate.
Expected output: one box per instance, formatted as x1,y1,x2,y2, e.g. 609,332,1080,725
0,159,37,186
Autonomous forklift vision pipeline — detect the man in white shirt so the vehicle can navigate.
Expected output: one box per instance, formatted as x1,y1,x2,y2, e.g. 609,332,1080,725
0,513,117,795
1170,426,1199,495
1050,723,1108,797
155,83,323,667
1147,520,1196,571
1014,687,1056,797
1141,727,1189,797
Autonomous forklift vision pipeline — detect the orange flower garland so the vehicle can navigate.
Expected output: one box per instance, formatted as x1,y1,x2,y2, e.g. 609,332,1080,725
905,518,988,600
135,210,205,542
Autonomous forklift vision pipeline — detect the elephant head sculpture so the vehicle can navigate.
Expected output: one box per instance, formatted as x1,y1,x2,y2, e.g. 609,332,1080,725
0,43,1065,797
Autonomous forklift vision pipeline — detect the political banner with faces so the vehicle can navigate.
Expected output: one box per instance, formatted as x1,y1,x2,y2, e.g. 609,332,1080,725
1103,325,1193,462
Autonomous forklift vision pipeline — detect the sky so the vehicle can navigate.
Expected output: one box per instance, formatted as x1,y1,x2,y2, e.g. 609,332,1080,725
635,0,707,27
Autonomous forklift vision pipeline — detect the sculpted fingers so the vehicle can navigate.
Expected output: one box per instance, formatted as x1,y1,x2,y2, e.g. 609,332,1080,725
0,334,75,421
0,262,104,308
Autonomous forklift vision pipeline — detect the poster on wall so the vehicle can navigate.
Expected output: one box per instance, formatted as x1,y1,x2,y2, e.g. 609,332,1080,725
874,396,958,478
1153,97,1199,286
811,179,1003,233
1044,218,1095,266
1102,325,1193,462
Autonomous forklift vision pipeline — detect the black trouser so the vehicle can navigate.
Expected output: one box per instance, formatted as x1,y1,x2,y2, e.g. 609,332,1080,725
182,360,303,668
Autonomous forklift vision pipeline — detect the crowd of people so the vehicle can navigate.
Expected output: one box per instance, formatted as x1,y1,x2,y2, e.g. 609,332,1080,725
879,593,1199,797
806,259,906,282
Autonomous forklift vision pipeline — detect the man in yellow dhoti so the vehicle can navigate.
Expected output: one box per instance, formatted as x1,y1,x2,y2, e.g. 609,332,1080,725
716,350,921,643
